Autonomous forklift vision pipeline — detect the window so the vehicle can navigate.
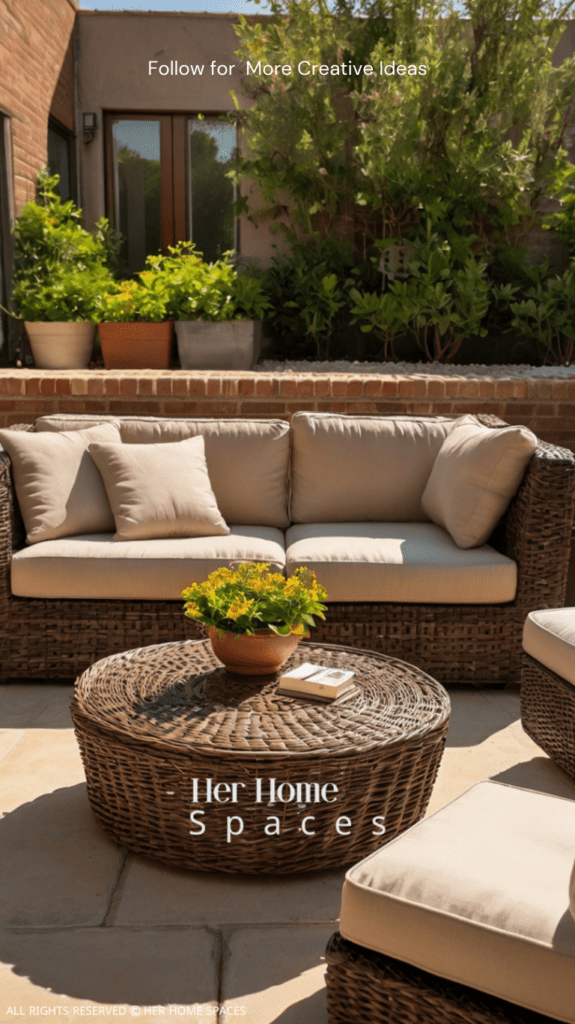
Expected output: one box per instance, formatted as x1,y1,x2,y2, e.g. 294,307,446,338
48,118,76,203
105,114,237,274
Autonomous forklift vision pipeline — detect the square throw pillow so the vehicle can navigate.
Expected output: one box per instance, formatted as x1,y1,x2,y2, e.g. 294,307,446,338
421,418,538,549
0,422,121,544
88,435,229,540
570,860,575,923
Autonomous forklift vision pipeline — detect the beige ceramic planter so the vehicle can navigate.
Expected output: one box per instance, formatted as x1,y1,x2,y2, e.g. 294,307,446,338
206,626,301,675
98,322,173,370
25,322,95,369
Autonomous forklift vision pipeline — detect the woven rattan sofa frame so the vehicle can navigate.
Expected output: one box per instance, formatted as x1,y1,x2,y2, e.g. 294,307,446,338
325,932,561,1024
521,652,575,781
1,414,574,686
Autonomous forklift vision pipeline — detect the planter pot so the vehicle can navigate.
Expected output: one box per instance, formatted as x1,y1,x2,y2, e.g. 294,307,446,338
98,322,173,370
206,626,301,675
175,320,262,370
25,322,95,370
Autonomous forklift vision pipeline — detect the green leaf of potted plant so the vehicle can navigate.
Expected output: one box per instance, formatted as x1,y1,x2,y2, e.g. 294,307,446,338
182,562,328,675
1,169,117,369
147,242,270,369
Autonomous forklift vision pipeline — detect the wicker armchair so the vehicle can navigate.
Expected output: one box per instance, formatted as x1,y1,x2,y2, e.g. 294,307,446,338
1,416,574,685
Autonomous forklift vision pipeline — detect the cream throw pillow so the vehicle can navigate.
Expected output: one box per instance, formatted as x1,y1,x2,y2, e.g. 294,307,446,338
88,435,229,540
570,861,575,923
421,419,537,549
0,423,121,544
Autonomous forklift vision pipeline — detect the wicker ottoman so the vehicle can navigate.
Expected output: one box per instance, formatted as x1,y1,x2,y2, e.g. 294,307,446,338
326,781,575,1024
521,608,575,781
71,640,450,874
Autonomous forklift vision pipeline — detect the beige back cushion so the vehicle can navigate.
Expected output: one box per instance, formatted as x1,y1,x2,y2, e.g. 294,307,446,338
0,422,121,544
89,436,229,541
35,415,290,528
422,418,537,549
290,413,474,523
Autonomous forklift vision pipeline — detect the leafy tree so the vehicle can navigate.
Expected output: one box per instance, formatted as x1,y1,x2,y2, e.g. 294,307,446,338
232,0,575,252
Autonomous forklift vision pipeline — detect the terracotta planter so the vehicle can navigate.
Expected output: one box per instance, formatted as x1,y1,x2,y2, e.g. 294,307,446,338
206,626,301,675
25,322,95,370
98,322,173,370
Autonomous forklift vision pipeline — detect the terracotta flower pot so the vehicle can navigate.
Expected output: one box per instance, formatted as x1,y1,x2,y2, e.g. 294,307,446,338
98,322,173,370
206,627,301,675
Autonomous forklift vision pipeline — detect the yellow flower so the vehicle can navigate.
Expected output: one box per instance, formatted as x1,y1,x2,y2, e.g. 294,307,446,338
184,601,201,618
284,577,301,595
207,567,235,585
227,597,254,620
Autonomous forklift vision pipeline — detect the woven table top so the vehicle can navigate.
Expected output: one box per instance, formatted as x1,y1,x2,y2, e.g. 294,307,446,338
72,638,448,761
72,640,450,759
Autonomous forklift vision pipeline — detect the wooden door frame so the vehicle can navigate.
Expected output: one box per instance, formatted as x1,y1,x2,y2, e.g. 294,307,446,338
104,112,238,254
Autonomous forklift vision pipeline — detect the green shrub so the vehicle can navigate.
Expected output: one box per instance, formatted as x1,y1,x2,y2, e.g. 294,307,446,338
500,262,575,366
144,242,270,322
261,238,381,360
7,169,116,323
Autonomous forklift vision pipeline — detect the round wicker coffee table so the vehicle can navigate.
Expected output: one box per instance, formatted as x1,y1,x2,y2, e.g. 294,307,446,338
71,640,450,874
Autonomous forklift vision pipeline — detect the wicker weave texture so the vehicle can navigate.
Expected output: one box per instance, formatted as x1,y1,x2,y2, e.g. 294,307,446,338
2,416,575,686
521,654,575,781
325,933,560,1024
71,641,450,873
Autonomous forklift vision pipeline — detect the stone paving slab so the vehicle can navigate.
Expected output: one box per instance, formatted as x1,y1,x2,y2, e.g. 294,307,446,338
0,728,123,928
0,927,218,1018
221,925,334,1024
115,858,345,928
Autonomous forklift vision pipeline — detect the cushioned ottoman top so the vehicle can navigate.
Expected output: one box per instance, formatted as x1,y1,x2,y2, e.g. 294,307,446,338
523,608,575,687
340,781,575,1023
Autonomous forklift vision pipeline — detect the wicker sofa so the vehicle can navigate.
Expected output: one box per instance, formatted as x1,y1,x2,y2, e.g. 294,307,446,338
1,410,574,686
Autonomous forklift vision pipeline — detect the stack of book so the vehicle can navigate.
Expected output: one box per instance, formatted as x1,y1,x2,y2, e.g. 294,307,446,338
277,662,357,703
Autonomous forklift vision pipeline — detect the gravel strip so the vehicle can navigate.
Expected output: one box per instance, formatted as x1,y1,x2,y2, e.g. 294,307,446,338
258,360,575,377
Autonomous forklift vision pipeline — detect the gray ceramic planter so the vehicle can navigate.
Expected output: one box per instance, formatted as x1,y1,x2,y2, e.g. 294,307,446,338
175,320,262,370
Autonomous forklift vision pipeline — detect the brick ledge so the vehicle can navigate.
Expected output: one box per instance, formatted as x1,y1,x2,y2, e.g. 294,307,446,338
0,369,572,451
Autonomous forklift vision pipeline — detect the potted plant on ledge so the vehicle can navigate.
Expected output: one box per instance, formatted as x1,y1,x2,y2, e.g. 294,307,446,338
98,275,173,370
2,170,116,369
147,242,269,370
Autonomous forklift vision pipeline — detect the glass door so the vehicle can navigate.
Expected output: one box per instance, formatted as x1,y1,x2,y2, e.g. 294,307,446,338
105,113,237,273
187,117,237,262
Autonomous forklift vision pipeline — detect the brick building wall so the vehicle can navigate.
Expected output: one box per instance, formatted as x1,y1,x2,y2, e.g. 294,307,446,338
0,369,573,454
0,0,78,212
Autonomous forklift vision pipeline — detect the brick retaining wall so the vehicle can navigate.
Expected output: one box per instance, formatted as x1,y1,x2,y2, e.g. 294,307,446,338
0,369,574,453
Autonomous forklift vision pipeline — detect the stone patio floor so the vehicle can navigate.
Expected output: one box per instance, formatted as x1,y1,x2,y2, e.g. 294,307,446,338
1,682,575,1023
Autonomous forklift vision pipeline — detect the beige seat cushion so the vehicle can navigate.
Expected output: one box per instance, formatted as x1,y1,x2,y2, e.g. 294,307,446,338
341,781,575,1023
523,608,575,687
285,523,516,603
289,412,477,524
0,422,121,544
89,436,229,541
11,527,286,600
422,418,537,549
35,414,290,529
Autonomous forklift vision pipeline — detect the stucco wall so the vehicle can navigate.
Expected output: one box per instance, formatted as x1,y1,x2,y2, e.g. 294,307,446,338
76,11,287,266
